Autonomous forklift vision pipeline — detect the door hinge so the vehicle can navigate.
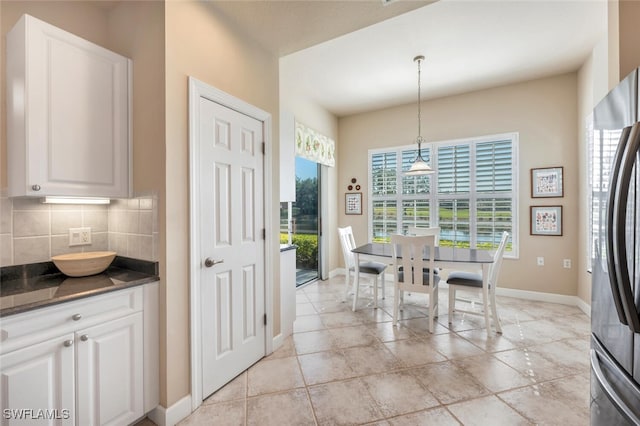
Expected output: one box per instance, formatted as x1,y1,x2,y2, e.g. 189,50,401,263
262,229,266,240
262,142,266,155
263,313,267,325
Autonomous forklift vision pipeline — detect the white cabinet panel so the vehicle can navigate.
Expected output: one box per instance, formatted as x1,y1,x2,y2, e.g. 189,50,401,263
0,282,158,424
280,248,296,338
6,14,131,198
0,334,75,426
76,313,143,426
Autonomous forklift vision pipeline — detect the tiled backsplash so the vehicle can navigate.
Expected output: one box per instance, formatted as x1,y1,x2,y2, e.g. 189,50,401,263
0,193,158,267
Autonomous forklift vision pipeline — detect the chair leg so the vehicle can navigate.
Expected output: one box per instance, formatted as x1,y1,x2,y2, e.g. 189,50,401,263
352,277,359,312
427,287,435,333
448,286,455,323
392,286,400,326
490,291,503,334
433,286,439,318
381,273,386,300
482,285,491,334
343,269,351,302
373,276,379,309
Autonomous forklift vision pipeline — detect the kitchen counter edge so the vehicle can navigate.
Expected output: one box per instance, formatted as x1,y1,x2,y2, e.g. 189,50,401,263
0,257,159,317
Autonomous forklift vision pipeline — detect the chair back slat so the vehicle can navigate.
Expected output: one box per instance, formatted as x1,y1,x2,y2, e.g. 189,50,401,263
338,226,357,269
488,231,509,289
407,226,441,246
391,234,437,289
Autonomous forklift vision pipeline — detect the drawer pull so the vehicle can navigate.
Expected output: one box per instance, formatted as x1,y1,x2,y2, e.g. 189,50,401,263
63,340,73,347
80,334,89,342
72,314,82,321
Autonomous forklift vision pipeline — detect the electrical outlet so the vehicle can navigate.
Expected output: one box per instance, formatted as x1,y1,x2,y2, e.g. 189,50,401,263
69,227,91,246
563,259,572,269
537,256,544,266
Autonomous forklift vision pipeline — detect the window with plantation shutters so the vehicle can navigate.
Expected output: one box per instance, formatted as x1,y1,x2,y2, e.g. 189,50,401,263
368,133,518,256
588,123,621,268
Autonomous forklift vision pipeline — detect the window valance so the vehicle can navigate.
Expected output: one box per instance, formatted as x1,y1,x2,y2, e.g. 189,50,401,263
295,121,335,167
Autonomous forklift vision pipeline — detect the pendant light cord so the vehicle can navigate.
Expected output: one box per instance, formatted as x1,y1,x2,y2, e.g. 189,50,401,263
417,56,422,143
415,55,425,155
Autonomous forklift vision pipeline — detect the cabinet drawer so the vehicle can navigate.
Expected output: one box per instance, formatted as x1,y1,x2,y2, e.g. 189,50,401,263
0,287,142,354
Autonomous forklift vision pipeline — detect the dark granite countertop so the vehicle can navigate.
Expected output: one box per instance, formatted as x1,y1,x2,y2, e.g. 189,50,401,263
0,256,159,317
280,244,297,253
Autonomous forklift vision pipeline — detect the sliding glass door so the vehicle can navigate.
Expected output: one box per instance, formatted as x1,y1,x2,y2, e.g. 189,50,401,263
293,157,320,286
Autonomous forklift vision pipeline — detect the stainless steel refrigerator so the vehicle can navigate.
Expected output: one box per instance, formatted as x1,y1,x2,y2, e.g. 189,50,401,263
591,68,640,425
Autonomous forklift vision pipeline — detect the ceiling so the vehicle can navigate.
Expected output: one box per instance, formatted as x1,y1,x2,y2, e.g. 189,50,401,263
214,0,608,117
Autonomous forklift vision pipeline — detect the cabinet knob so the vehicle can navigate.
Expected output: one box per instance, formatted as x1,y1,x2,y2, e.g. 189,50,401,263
63,340,74,347
72,314,82,321
31,184,41,191
80,334,89,342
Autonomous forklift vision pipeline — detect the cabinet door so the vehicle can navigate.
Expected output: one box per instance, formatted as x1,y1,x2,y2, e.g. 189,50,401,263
0,334,75,426
76,313,143,426
7,14,131,198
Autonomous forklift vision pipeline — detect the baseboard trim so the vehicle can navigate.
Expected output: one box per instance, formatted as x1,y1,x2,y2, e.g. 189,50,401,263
495,287,591,316
272,332,284,352
575,297,591,317
148,394,192,426
329,268,344,278
330,270,592,316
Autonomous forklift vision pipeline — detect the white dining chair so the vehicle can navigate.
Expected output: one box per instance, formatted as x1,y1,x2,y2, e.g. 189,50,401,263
338,226,387,311
391,234,440,333
446,231,509,334
407,226,441,246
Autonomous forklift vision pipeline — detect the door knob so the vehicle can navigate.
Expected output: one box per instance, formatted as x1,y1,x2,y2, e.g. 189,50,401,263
80,334,89,342
63,340,74,347
204,258,224,268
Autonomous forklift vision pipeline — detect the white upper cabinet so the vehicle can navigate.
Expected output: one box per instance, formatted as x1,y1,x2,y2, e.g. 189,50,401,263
6,14,132,198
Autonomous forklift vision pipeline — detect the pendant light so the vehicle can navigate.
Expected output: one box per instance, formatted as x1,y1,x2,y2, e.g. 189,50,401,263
405,55,435,176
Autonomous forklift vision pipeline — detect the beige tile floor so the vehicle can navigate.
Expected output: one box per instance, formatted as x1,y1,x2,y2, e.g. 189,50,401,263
177,275,591,425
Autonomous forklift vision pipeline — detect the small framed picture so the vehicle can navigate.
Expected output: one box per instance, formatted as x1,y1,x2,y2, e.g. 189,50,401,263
531,167,563,198
530,205,563,236
345,192,362,215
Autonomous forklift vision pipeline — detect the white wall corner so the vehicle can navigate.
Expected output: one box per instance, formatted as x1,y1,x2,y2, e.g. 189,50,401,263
147,394,192,426
329,268,345,278
575,297,591,317
272,332,284,352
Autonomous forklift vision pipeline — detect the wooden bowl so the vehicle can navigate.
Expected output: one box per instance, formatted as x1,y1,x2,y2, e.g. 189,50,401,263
51,251,116,277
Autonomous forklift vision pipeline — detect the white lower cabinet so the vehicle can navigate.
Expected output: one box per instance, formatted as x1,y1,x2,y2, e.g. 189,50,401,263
0,334,76,425
0,284,158,426
76,313,143,426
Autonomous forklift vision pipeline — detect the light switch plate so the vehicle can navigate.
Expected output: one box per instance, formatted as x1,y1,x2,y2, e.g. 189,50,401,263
69,227,91,246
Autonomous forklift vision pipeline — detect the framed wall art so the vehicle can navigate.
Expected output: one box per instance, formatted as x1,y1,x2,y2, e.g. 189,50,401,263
345,192,362,215
531,166,563,198
530,205,563,236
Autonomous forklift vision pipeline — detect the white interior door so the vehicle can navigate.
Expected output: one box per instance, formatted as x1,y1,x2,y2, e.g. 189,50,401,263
198,96,266,398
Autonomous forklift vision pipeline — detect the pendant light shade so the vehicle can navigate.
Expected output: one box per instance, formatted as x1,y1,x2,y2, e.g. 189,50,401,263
405,55,435,176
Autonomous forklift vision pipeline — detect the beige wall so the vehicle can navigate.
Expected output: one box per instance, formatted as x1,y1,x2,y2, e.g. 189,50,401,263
617,0,640,81
279,63,340,273
338,73,580,296
165,1,280,407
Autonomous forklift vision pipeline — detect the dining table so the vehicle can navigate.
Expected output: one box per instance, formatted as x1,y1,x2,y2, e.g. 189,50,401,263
351,242,494,308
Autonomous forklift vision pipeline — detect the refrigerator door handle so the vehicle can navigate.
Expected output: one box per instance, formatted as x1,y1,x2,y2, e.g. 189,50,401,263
591,347,640,425
612,122,640,332
606,126,631,325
